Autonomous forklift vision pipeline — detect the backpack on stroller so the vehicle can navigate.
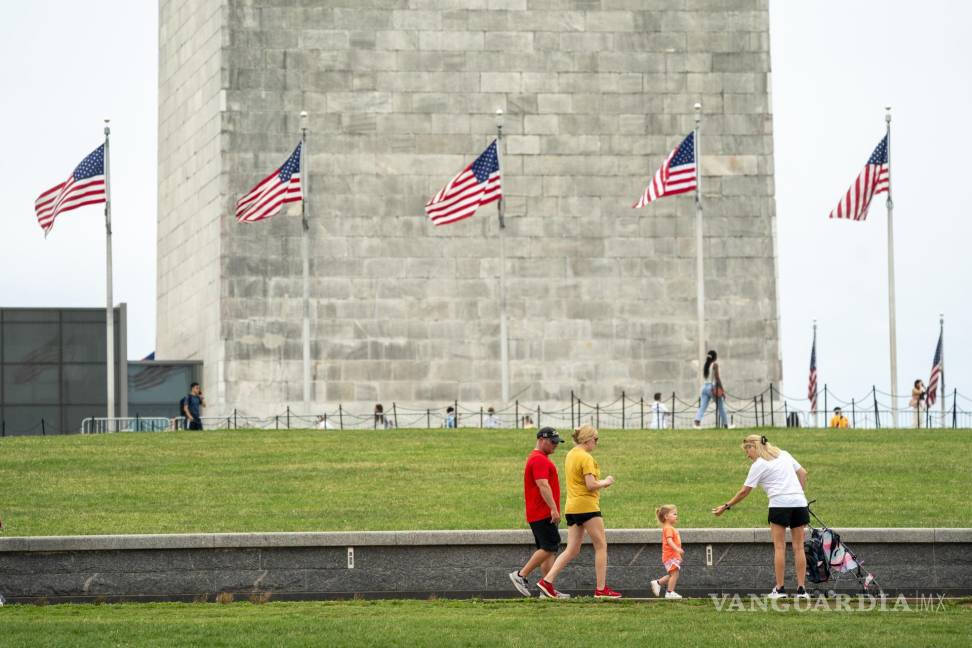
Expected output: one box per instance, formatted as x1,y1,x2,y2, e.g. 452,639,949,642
803,500,881,595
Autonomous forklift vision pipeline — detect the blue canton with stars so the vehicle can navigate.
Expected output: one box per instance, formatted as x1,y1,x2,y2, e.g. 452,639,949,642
671,132,695,166
470,140,499,182
867,135,888,165
278,143,301,181
72,144,105,180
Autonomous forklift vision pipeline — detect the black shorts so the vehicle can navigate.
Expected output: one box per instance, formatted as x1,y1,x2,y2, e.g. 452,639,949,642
565,511,602,527
188,418,203,430
528,519,562,552
768,506,810,528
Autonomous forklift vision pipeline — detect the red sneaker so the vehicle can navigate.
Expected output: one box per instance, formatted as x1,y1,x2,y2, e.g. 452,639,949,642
594,586,622,599
537,579,571,599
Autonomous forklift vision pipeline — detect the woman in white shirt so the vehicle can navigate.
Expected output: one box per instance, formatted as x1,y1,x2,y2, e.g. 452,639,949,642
712,435,810,599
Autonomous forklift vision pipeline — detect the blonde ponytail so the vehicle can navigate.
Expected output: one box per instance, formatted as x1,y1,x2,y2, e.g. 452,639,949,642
741,434,781,461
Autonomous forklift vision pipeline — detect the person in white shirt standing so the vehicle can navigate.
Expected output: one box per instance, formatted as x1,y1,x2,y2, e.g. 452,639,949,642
649,392,668,429
711,435,810,599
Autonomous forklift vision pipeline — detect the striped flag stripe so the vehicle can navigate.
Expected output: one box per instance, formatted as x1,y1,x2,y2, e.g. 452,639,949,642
236,181,302,222
428,183,501,225
426,175,501,222
36,179,106,218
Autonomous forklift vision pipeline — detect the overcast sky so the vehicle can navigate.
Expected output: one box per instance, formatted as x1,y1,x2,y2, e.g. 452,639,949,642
1,1,969,409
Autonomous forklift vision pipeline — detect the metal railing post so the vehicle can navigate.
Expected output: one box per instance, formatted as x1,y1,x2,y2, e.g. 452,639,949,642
769,384,775,427
621,391,626,429
873,386,880,430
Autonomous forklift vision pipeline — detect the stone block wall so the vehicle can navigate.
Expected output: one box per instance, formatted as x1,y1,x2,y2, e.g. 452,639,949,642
157,0,226,402
1,529,968,602
157,0,781,415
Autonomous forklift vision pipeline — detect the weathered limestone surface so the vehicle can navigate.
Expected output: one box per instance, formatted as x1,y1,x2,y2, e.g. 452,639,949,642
157,0,781,415
2,529,968,601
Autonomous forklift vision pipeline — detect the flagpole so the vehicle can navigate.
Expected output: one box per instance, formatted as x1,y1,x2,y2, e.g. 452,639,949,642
939,313,945,428
300,110,311,407
103,119,115,429
495,108,510,404
885,106,898,427
693,102,705,380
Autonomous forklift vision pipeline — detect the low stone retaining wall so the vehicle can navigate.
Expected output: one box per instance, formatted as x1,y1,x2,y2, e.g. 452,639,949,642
1,529,968,603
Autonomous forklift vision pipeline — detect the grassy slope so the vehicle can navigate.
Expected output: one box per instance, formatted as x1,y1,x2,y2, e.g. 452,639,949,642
0,600,969,648
0,427,968,535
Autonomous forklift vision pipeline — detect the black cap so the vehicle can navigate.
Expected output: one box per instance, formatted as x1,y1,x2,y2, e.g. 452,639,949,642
537,427,562,444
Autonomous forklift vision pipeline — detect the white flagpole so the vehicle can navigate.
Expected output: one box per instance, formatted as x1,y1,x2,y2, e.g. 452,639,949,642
885,106,899,427
103,119,115,429
940,313,945,428
300,110,311,407
693,103,705,381
495,108,510,404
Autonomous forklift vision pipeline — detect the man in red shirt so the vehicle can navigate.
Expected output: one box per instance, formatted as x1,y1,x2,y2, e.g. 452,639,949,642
509,427,568,598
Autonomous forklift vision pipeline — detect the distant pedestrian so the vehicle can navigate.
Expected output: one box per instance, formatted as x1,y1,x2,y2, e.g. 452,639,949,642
483,407,501,429
536,425,621,600
649,392,669,429
828,407,848,429
910,379,926,427
649,505,684,599
693,350,729,428
182,382,205,430
443,406,456,428
374,403,392,429
521,415,535,429
509,427,564,597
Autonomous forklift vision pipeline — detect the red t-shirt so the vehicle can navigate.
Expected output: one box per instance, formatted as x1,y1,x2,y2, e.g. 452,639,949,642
524,449,561,523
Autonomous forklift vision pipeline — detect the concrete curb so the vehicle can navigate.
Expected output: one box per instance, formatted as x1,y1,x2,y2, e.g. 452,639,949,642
1,528,968,552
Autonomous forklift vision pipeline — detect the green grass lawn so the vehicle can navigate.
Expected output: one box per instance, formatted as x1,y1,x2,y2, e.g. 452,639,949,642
0,599,969,648
0,427,969,536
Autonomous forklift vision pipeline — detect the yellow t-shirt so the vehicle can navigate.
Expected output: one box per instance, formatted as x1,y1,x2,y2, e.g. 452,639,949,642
564,446,601,514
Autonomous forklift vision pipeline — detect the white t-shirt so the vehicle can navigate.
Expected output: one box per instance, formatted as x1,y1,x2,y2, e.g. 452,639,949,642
743,449,808,508
648,402,668,429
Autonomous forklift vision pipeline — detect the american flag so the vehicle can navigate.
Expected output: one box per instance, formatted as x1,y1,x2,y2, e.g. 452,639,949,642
927,329,944,406
808,330,818,412
235,143,302,223
34,144,106,235
829,135,889,221
632,132,697,208
425,140,501,226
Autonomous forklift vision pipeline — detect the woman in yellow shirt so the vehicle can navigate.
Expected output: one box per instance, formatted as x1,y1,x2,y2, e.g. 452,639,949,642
535,425,621,599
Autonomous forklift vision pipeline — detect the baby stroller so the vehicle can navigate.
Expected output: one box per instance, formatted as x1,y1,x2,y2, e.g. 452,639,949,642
804,500,882,596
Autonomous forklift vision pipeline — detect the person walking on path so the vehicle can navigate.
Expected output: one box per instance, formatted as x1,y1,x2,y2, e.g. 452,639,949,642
182,382,205,431
536,425,622,600
712,434,811,599
650,505,684,599
693,350,729,428
509,427,565,597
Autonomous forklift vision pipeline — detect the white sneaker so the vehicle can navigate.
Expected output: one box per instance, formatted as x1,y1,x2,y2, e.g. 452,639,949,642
508,571,531,597
692,421,701,429
795,587,810,599
664,591,682,599
767,587,787,599
650,580,661,597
